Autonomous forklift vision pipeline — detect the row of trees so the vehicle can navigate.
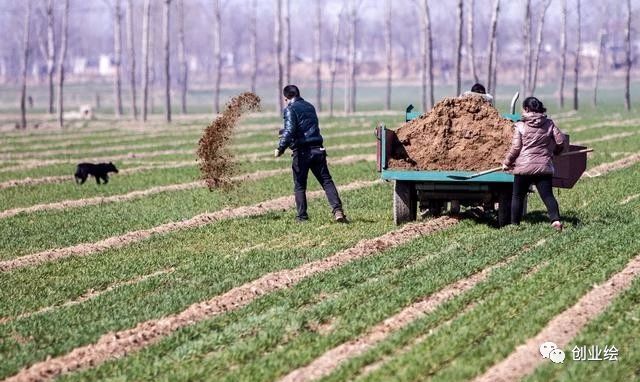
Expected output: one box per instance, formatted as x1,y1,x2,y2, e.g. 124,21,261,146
11,0,636,128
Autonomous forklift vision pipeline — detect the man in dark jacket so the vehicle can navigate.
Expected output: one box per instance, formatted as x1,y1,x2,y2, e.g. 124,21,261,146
275,85,346,222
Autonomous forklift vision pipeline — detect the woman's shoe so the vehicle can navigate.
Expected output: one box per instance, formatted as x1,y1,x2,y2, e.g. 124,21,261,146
551,221,563,232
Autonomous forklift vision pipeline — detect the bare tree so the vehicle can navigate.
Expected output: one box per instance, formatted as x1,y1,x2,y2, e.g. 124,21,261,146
455,0,463,95
521,0,531,96
249,0,258,93
314,0,322,111
573,0,581,110
624,0,632,110
38,0,55,114
558,0,567,107
592,20,606,106
348,1,359,113
328,9,343,117
417,0,434,110
284,0,291,84
275,0,284,111
126,0,137,118
19,0,32,129
57,0,69,128
492,36,498,96
141,0,151,121
467,0,479,83
213,0,222,113
530,0,552,94
486,0,500,94
177,0,187,113
384,0,392,110
112,0,124,117
163,0,171,122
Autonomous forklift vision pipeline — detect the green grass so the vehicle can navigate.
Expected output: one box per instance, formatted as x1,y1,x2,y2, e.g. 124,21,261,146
1,106,639,381
0,161,375,260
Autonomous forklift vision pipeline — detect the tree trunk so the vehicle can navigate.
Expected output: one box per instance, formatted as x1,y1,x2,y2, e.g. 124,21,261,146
558,0,567,108
384,0,392,110
573,0,581,111
349,5,357,113
20,0,32,129
343,8,350,115
113,0,123,117
126,0,137,119
592,23,606,107
45,0,55,114
521,0,531,96
329,10,343,117
530,0,552,94
249,0,258,93
455,0,463,95
486,0,500,95
163,0,171,122
492,36,498,96
275,0,284,111
141,0,151,121
285,0,291,84
467,0,478,84
57,0,69,128
313,0,322,112
624,0,631,111
213,0,222,114
314,0,322,111
418,0,434,111
177,0,187,114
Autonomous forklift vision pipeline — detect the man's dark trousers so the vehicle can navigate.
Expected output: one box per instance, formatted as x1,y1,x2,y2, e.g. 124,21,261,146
292,147,342,220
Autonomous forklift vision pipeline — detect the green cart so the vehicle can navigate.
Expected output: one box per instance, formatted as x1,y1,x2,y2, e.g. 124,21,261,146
376,103,588,226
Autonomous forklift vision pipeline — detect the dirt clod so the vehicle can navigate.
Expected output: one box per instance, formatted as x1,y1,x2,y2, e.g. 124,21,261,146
388,96,514,171
197,92,261,190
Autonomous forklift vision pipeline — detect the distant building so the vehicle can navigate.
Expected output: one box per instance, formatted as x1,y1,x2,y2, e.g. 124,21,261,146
99,54,116,76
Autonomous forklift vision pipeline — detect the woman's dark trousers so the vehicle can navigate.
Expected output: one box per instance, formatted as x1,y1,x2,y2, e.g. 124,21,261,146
511,174,560,224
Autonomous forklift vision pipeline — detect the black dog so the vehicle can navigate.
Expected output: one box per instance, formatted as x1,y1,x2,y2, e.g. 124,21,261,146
74,162,119,185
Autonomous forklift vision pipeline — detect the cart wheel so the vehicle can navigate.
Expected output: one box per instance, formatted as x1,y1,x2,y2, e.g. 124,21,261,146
450,200,461,215
394,181,417,225
498,189,512,227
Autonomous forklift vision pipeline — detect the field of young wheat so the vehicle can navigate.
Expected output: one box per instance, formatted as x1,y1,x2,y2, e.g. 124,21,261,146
0,103,639,382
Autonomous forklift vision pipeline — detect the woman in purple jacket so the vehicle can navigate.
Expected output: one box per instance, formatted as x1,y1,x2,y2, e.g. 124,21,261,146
502,97,568,231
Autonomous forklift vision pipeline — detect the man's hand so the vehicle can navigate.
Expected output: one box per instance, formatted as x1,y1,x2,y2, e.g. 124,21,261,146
274,148,284,158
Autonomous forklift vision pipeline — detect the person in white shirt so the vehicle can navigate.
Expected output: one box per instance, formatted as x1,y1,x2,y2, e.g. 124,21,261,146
461,83,494,105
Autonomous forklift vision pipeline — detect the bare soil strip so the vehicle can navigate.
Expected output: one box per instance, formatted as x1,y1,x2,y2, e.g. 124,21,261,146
0,142,376,173
280,257,514,382
0,162,198,190
0,155,374,219
583,152,640,178
620,193,640,204
279,238,550,382
0,179,379,273
0,170,283,220
0,140,197,160
4,217,458,382
0,268,174,325
0,128,372,160
356,254,550,380
575,131,638,145
571,118,640,132
0,150,194,173
474,253,640,382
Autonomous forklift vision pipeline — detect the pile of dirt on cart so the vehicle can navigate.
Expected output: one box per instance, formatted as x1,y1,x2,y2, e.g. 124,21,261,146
388,95,514,171
197,92,261,190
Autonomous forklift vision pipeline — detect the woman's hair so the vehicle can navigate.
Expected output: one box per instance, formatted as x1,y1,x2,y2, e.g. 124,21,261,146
522,96,546,113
